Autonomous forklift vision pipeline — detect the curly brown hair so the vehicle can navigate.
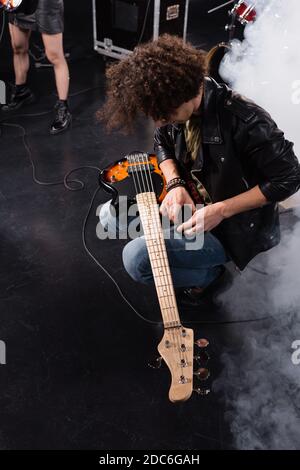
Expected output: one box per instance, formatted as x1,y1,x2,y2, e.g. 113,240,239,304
98,34,207,132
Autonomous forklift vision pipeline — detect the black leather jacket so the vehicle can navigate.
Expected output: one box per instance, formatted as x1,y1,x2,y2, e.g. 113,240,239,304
154,77,300,270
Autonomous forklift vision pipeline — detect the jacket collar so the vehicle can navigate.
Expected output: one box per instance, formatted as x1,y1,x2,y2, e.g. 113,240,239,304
201,76,223,145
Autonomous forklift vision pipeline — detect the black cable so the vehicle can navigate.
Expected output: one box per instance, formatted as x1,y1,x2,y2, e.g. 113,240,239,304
0,85,103,122
182,313,286,325
82,186,159,325
1,122,90,189
0,84,104,188
69,86,103,98
2,118,154,324
0,83,101,142
247,266,269,276
51,85,104,99
0,85,158,324
0,110,52,120
29,46,46,62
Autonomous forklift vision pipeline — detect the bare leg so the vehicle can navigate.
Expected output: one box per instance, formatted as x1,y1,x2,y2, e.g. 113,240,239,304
9,23,31,85
42,33,70,100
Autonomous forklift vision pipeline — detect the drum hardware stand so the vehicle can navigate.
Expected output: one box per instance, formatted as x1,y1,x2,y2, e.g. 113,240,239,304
29,43,70,68
208,1,239,42
225,10,238,42
34,53,70,69
207,0,236,15
207,2,257,82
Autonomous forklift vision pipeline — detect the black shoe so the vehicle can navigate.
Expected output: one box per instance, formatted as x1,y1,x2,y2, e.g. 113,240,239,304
176,266,233,308
1,85,36,112
50,100,72,135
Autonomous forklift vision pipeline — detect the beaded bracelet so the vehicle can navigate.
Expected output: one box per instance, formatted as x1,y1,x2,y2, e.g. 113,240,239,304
166,177,186,193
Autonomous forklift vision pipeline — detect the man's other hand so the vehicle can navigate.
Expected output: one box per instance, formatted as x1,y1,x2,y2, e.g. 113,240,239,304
160,187,196,223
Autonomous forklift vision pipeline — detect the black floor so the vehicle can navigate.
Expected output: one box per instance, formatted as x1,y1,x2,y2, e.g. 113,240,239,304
1,1,300,451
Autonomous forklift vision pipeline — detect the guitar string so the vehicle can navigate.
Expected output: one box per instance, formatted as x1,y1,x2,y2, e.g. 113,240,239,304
135,153,189,374
140,153,189,374
131,152,173,329
129,152,189,376
132,152,182,369
139,153,179,325
141,154,188,371
136,153,175,327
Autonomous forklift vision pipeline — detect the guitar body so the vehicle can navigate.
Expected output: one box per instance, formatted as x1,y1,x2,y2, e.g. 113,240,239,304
100,154,167,204
99,153,205,207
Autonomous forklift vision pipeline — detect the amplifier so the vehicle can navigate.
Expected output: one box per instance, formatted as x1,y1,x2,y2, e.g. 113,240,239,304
92,0,190,59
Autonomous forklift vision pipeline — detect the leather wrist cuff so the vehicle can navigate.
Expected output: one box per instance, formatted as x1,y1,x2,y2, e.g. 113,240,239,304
166,177,186,193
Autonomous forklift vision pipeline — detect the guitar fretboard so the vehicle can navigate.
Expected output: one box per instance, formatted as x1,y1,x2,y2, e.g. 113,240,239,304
136,192,181,329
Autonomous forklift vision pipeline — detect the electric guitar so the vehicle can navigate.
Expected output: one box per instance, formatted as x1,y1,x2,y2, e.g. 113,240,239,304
99,152,211,402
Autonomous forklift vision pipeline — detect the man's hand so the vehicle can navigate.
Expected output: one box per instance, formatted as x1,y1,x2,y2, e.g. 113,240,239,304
177,202,225,235
160,186,196,223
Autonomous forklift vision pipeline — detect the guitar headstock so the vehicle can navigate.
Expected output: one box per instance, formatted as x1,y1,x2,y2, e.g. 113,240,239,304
158,326,194,403
154,333,211,402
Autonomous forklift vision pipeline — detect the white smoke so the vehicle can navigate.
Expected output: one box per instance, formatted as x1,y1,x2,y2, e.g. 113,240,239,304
214,218,300,449
220,0,300,156
213,0,300,449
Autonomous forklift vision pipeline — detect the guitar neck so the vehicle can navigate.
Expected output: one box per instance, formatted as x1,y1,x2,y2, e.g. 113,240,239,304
136,192,181,329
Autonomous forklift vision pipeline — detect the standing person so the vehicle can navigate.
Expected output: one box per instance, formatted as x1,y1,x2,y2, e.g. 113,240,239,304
98,35,300,307
2,0,71,134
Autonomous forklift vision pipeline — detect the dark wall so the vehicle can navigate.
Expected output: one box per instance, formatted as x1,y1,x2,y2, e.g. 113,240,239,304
63,0,93,46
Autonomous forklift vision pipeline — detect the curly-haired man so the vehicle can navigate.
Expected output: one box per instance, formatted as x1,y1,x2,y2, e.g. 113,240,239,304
99,35,300,306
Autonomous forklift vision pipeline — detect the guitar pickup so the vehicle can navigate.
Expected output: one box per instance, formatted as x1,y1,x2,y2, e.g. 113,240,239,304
127,164,155,174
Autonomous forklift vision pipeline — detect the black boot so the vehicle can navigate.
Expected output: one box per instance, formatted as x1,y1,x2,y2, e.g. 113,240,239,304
50,100,72,135
1,84,36,112
176,266,233,308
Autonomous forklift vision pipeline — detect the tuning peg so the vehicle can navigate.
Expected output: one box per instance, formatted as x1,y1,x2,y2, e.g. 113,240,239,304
193,387,210,396
194,367,210,381
147,356,163,369
195,338,209,348
194,350,210,364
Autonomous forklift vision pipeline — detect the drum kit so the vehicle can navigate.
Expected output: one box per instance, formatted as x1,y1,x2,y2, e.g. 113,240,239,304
206,0,258,82
208,0,257,28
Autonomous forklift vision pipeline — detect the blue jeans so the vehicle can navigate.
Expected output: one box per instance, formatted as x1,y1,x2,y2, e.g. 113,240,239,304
99,200,229,288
